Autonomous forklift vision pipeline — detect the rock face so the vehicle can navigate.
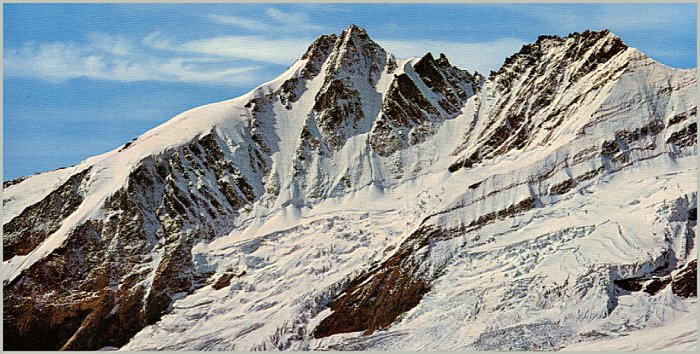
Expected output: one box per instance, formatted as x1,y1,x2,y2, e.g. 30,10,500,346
3,26,697,351
3,168,91,260
370,52,480,156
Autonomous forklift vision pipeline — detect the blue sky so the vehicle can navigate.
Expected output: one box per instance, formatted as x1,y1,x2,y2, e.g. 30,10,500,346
3,3,697,180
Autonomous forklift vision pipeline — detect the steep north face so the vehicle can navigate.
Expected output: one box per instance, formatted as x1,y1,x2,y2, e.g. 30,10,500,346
3,26,697,351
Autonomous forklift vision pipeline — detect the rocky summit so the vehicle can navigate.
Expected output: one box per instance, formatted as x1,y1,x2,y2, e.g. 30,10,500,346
2,25,697,351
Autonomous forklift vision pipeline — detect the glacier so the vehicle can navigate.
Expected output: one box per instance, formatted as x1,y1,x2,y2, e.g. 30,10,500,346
2,25,696,351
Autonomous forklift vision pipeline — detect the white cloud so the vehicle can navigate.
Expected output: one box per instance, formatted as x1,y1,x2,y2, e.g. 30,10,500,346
144,31,312,65
264,8,325,31
377,37,527,74
87,33,134,56
207,14,275,33
5,11,527,89
4,39,264,86
5,30,527,87
208,8,325,33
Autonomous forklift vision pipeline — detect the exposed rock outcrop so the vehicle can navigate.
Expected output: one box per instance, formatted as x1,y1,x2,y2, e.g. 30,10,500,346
3,26,696,351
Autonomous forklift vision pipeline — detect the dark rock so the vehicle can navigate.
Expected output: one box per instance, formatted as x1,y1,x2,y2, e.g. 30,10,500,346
313,194,539,340
666,122,697,148
457,30,629,171
575,167,604,182
3,131,259,350
3,175,29,188
313,230,433,338
668,112,689,126
370,74,441,156
118,137,138,152
601,139,621,157
300,34,339,79
386,56,398,74
614,278,644,292
468,197,537,229
212,273,235,290
550,179,577,196
413,52,474,114
3,168,91,260
313,78,364,151
371,51,477,157
643,277,671,296
671,260,697,298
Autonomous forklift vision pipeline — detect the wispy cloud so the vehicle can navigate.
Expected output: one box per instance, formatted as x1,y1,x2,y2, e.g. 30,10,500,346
264,8,325,31
208,7,326,33
4,4,523,87
143,32,312,66
5,29,526,87
377,37,527,74
207,14,276,32
86,33,134,56
5,3,525,88
4,35,264,86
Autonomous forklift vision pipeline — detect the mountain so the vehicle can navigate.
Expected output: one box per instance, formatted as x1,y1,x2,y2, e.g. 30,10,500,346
2,25,696,351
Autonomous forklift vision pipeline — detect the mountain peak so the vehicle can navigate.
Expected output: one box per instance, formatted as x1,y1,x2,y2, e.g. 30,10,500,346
437,53,451,66
325,24,387,78
533,29,623,45
300,34,338,61
490,28,628,80
417,52,456,69
299,25,371,63
4,24,696,352
337,24,375,50
300,25,378,67
342,24,368,36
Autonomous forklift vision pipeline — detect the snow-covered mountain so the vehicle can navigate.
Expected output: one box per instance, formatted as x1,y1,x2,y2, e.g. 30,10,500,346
2,25,696,351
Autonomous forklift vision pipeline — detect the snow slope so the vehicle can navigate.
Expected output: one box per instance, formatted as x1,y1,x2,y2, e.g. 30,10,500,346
3,26,697,351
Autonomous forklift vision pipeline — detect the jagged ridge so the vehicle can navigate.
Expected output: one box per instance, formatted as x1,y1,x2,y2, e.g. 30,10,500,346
3,26,697,351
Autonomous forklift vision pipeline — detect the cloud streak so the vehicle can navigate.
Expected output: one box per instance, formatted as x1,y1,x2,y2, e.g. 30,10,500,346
5,31,527,87
4,4,695,89
207,7,326,33
207,14,276,33
4,35,264,86
4,5,529,87
143,32,312,66
5,3,527,89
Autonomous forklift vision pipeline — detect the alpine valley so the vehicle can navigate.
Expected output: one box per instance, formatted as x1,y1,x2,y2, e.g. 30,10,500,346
2,25,697,351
